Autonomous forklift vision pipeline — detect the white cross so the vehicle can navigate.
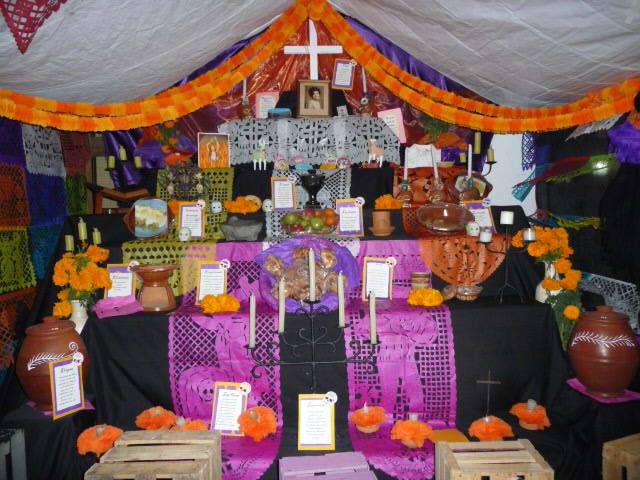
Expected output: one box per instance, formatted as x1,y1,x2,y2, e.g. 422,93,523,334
284,19,343,80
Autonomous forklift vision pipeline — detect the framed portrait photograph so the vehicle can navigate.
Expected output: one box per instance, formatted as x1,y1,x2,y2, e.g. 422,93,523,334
198,132,230,168
297,80,331,118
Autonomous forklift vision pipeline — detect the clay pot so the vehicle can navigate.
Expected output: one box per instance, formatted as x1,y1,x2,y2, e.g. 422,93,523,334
130,264,177,312
16,316,89,411
568,305,640,397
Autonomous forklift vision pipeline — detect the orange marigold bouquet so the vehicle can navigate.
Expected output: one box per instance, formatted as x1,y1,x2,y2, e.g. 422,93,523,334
407,288,443,307
512,226,582,347
224,196,261,214
52,245,112,317
374,194,403,210
200,293,240,315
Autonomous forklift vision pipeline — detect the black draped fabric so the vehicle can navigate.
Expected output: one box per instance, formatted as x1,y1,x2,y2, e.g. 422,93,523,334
600,162,640,285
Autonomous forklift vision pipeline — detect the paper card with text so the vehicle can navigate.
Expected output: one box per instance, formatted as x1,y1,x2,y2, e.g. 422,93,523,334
362,256,394,300
255,92,280,119
195,261,228,304
298,393,335,450
49,356,85,420
377,108,407,144
464,201,496,232
210,381,248,436
336,198,363,236
331,59,355,90
178,202,205,238
271,177,296,211
105,264,136,298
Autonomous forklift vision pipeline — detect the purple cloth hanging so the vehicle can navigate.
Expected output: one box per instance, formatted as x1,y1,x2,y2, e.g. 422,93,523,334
608,119,640,164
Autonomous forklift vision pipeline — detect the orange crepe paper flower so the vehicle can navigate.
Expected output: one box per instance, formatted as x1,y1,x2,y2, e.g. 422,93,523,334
407,288,443,307
374,194,403,210
563,305,581,320
509,402,551,430
200,293,241,315
77,424,123,457
135,406,176,430
172,417,209,431
391,419,433,448
350,405,385,428
237,406,277,442
468,416,514,441
224,196,260,214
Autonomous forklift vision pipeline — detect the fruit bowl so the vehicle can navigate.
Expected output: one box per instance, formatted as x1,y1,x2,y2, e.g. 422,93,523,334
280,208,339,236
415,202,474,234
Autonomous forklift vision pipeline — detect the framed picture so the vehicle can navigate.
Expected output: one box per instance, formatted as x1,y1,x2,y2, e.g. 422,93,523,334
198,132,230,168
297,80,331,118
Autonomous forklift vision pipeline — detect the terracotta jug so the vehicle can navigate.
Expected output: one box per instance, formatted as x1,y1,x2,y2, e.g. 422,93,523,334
568,305,640,397
16,316,89,411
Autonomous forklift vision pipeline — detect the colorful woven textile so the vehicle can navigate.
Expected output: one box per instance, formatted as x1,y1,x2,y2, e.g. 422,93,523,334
59,131,90,176
0,163,30,226
122,240,216,296
25,172,67,225
157,168,234,204
0,287,36,367
169,299,281,479
0,0,67,53
345,303,456,479
0,227,36,293
0,118,24,161
64,174,87,215
22,124,66,177
28,223,62,279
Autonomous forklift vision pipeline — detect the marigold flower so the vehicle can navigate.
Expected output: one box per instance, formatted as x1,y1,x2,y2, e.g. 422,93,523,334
541,277,561,291
554,258,572,274
53,300,71,318
559,277,578,290
563,305,580,320
407,288,443,307
374,194,402,210
224,196,260,214
86,245,109,263
200,294,241,314
511,230,524,248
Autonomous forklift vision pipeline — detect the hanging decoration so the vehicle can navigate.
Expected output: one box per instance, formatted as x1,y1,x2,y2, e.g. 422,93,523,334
608,98,640,164
0,0,68,54
28,223,62,279
0,163,30,227
59,131,90,175
22,124,65,177
64,175,87,215
521,133,535,171
0,0,636,133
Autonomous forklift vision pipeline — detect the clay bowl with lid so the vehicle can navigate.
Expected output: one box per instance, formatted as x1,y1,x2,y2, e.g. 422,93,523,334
16,316,89,411
415,203,474,235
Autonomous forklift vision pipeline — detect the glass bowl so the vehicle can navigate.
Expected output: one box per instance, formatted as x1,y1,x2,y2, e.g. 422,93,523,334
280,209,339,236
416,203,474,234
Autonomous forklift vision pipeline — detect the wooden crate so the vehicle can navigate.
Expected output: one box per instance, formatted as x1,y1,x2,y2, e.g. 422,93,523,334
84,430,221,480
435,439,553,480
603,432,640,480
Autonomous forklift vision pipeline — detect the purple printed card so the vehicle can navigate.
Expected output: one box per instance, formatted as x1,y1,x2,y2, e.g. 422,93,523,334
48,356,85,420
336,198,363,236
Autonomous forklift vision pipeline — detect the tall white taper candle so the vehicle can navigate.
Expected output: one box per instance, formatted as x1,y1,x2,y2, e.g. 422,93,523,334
468,143,473,178
249,292,256,348
278,278,285,334
308,248,316,301
362,67,367,94
432,148,439,182
369,291,377,344
338,272,345,328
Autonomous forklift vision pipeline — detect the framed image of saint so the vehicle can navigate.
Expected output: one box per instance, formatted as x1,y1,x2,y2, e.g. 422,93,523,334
198,132,230,168
297,80,331,118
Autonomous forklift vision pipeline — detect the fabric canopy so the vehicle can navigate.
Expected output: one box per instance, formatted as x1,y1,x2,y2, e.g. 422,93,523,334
0,0,638,108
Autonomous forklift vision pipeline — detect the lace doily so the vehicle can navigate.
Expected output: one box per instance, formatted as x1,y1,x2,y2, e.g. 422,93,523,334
28,224,62,280
64,175,87,215
0,227,36,294
22,124,66,177
219,117,400,166
0,163,30,227
580,273,640,332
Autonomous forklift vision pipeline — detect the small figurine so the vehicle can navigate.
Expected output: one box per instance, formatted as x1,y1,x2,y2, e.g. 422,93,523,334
252,137,268,171
359,96,373,117
367,138,384,166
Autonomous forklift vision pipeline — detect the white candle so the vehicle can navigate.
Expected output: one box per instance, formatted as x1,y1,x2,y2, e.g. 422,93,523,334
64,235,74,252
500,210,514,225
487,147,495,164
119,146,126,161
308,248,316,301
459,152,467,164
278,278,285,334
363,402,369,413
107,155,116,169
523,227,536,242
249,292,256,348
369,291,377,345
92,228,101,245
77,218,87,241
338,272,345,328
432,148,439,182
242,78,247,100
403,160,408,181
468,143,473,178
134,155,142,169
362,67,367,94
474,132,481,154
479,228,493,244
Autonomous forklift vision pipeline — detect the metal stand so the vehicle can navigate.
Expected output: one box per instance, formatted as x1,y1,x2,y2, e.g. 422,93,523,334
479,226,528,303
246,300,378,392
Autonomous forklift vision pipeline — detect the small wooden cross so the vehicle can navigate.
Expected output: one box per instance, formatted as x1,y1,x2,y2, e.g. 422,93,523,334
477,370,501,417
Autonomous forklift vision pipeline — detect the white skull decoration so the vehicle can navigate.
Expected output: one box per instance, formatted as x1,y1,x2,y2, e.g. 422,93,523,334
262,199,274,213
178,227,191,242
465,221,480,237
210,201,223,214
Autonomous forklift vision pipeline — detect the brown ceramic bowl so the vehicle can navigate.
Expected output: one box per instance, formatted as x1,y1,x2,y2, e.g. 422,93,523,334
415,203,474,235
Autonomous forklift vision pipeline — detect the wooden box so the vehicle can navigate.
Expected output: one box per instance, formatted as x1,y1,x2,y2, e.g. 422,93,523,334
435,439,553,480
84,430,221,480
603,432,640,480
279,452,375,479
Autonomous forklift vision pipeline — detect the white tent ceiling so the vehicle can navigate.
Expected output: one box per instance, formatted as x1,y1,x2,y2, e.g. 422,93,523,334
0,0,638,107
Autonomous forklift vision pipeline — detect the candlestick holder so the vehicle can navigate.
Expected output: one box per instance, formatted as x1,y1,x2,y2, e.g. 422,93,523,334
478,226,530,303
246,300,378,392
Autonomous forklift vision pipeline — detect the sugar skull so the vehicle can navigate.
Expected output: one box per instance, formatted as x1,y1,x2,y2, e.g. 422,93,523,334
211,201,223,214
466,221,480,237
262,199,274,213
178,227,191,242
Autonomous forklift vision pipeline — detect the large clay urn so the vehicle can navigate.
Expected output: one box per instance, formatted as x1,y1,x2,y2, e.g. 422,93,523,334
16,316,89,411
568,306,640,397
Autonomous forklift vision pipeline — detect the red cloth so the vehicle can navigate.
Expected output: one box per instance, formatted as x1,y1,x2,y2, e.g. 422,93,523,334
1,0,67,53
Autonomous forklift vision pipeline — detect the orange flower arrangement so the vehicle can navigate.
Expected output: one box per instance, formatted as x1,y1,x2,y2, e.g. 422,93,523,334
172,417,209,431
135,406,176,430
224,196,261,214
509,400,551,430
468,416,514,441
390,418,433,448
200,293,241,315
350,404,386,433
77,424,123,457
374,194,403,210
563,305,580,320
52,245,111,317
407,288,443,307
554,258,572,274
237,406,277,442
